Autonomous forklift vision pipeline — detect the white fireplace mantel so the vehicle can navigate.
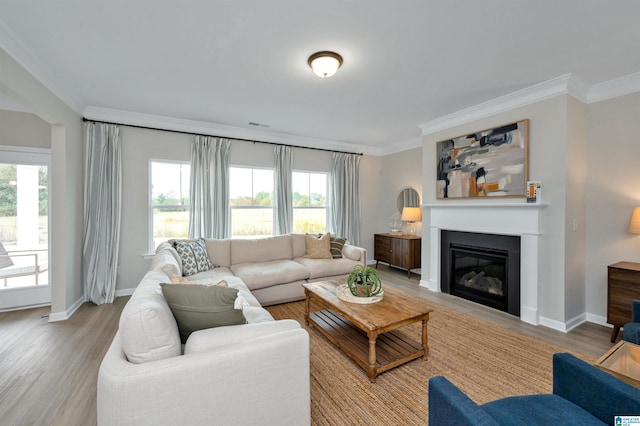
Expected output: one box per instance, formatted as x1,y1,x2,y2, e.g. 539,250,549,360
422,202,548,325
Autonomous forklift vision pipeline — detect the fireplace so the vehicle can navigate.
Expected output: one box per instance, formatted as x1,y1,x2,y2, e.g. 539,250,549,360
441,231,520,316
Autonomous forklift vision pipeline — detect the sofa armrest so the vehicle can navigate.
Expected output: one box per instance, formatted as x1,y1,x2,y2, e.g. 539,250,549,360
98,328,310,426
428,376,499,425
343,244,366,265
184,319,302,354
553,352,640,423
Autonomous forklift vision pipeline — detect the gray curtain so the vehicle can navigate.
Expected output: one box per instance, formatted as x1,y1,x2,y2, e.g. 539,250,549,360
274,145,292,235
189,135,231,239
329,152,361,245
82,122,121,305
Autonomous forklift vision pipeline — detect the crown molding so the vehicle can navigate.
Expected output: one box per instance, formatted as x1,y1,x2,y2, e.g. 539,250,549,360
0,17,84,115
588,71,640,103
419,74,580,135
379,136,422,156
83,106,383,156
419,72,640,136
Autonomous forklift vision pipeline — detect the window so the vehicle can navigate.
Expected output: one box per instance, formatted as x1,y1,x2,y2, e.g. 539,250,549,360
292,171,327,233
150,161,190,249
229,167,274,238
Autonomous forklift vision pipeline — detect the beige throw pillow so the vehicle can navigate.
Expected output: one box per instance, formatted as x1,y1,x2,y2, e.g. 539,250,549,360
305,233,333,259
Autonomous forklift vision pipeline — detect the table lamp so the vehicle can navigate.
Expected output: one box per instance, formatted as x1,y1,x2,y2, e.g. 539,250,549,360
401,207,422,236
630,207,640,234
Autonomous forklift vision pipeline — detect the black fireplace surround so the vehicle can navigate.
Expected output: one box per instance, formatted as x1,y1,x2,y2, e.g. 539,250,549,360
441,230,521,317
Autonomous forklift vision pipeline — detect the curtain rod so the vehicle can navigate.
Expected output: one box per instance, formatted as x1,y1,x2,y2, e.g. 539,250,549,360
82,117,363,156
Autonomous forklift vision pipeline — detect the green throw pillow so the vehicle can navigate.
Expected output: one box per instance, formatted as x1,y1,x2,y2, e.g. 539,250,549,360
160,283,247,343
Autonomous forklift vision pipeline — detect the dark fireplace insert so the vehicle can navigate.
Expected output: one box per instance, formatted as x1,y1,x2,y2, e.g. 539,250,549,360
441,231,520,316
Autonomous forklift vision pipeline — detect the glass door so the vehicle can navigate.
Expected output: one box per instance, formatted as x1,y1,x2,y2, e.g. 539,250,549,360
0,149,50,310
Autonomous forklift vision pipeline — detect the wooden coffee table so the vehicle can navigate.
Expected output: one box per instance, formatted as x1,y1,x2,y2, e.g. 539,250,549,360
303,279,433,382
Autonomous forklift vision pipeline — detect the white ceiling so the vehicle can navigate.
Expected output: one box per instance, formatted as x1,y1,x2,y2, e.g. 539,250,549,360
1,1,640,155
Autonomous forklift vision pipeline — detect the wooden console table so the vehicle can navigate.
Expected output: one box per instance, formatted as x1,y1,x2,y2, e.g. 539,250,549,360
374,233,421,279
608,261,640,342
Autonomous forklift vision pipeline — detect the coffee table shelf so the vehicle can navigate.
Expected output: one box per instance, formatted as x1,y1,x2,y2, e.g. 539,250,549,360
309,309,424,374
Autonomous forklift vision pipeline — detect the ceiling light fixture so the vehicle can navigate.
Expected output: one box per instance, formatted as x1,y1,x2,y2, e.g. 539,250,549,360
308,51,343,78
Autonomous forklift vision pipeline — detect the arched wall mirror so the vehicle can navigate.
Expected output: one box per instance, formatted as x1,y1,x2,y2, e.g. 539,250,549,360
397,187,420,212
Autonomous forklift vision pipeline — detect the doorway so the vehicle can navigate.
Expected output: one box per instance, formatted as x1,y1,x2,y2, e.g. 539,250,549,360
0,147,51,310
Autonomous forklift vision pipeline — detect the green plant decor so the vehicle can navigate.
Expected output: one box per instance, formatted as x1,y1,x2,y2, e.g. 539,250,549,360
346,265,383,297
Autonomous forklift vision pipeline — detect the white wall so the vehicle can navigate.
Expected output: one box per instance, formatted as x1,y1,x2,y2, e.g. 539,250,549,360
422,95,578,326
115,127,385,292
379,147,423,237
585,91,640,322
0,47,83,318
0,110,50,148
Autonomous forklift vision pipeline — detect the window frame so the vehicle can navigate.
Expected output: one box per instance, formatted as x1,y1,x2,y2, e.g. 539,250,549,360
149,159,190,251
229,165,275,238
292,170,328,234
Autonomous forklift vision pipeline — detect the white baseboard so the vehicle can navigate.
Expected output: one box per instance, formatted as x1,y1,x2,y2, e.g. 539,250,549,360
564,313,587,332
420,279,439,291
0,302,51,313
585,313,610,328
115,288,135,298
48,294,86,322
538,316,569,332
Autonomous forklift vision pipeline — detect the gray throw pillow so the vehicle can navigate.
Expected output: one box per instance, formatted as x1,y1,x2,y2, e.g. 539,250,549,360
160,283,247,343
172,238,214,276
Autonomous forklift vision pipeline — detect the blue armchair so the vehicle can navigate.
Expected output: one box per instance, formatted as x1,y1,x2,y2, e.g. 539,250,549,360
428,353,640,425
623,300,640,344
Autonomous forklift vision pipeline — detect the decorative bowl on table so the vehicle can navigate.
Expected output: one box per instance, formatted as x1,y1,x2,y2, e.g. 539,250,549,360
337,284,384,304
337,265,384,304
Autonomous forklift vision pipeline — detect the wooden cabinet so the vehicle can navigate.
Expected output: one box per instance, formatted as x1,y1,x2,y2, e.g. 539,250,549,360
374,233,421,279
608,261,640,342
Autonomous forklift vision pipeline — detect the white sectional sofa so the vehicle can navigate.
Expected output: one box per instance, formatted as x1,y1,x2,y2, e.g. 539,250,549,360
97,234,366,425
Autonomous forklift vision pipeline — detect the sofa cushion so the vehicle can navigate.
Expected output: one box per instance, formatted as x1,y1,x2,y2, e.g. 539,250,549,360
295,257,361,279
231,235,292,264
119,272,182,364
184,318,300,356
184,270,262,307
205,238,231,267
305,233,332,259
242,305,276,323
329,236,347,259
291,233,307,258
173,238,214,276
483,394,604,425
186,266,236,282
161,283,247,343
231,259,310,290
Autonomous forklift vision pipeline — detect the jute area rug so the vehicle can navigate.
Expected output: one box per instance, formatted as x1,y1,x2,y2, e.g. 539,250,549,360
266,300,593,425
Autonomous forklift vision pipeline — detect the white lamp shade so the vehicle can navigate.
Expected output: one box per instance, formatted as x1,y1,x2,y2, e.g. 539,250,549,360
629,207,640,234
308,52,342,78
401,207,422,223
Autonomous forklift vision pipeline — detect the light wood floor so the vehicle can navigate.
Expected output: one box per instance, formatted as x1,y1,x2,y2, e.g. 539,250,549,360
0,267,617,425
